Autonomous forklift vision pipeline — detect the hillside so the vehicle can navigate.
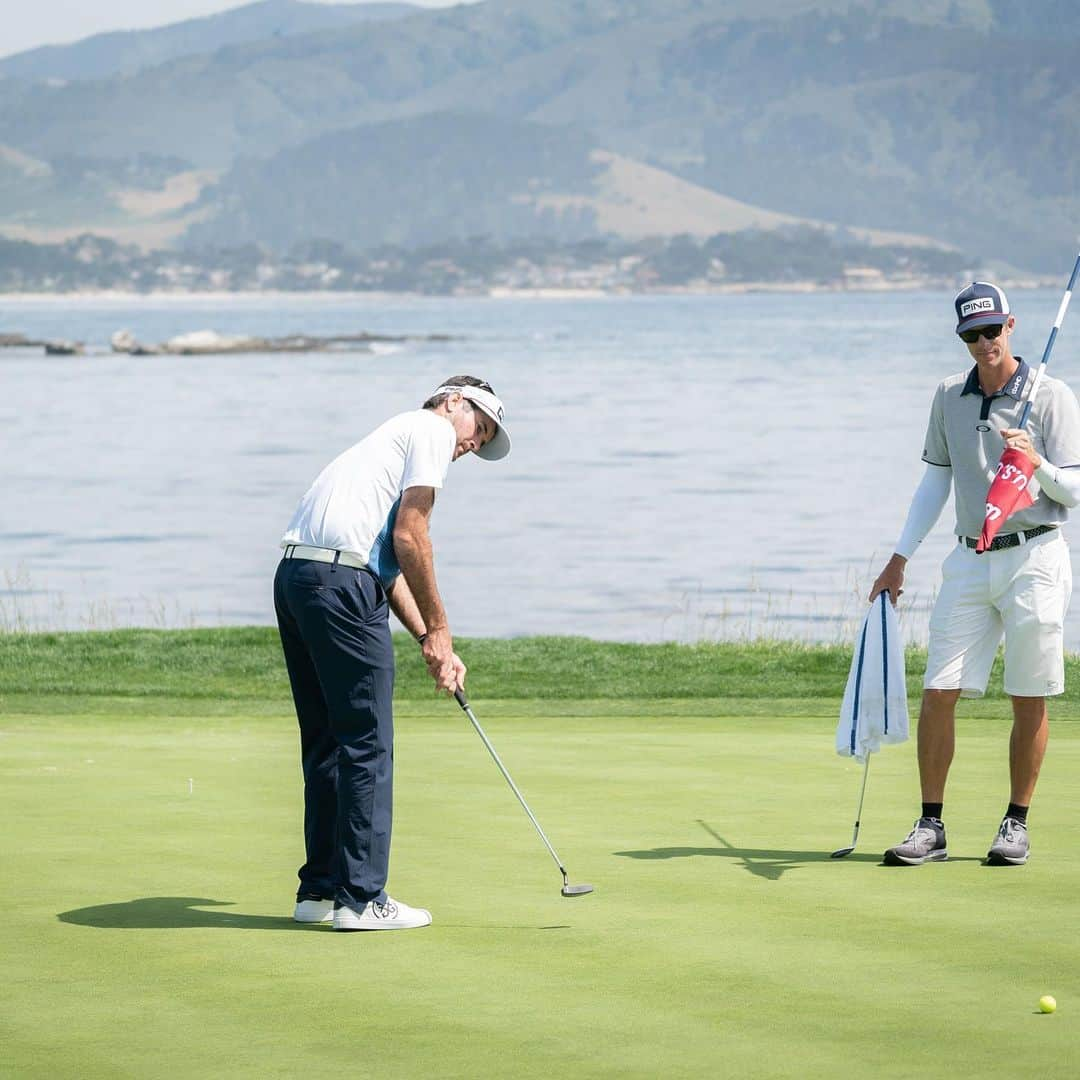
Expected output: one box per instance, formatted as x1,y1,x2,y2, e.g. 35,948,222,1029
0,0,1077,269
0,1,419,82
184,112,954,254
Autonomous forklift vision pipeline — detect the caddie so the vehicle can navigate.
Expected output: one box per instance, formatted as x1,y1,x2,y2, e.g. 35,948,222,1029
274,376,510,930
869,282,1080,867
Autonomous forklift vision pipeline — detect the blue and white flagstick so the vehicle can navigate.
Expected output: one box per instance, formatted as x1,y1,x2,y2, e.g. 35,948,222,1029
1018,250,1080,429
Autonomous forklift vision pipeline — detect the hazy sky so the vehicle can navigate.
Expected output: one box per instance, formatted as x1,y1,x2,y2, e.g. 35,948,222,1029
2,0,471,59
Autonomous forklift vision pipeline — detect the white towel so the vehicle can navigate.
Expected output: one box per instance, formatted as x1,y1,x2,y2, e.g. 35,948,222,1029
836,593,910,762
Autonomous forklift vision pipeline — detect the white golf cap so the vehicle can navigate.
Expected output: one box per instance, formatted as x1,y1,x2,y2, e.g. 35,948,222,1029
432,383,511,461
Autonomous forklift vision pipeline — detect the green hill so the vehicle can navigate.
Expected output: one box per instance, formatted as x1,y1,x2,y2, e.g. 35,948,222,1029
0,0,1077,269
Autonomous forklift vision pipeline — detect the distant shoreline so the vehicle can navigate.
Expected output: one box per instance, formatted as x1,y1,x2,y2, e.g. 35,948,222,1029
0,277,1060,303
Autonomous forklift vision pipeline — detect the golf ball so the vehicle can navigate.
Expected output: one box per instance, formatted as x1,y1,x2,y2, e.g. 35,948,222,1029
1039,995,1057,1014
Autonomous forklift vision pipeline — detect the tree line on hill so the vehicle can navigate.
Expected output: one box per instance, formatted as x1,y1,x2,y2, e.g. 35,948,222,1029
0,228,971,294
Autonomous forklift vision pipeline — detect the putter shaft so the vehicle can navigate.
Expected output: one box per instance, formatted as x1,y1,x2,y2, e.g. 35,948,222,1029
454,690,567,875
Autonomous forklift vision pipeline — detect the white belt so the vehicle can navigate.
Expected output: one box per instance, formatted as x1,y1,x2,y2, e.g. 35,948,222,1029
282,544,367,569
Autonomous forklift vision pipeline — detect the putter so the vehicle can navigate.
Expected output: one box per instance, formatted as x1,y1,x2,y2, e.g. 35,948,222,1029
831,754,870,859
453,689,593,898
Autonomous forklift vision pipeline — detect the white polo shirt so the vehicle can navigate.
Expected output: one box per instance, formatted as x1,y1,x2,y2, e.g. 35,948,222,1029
281,410,455,584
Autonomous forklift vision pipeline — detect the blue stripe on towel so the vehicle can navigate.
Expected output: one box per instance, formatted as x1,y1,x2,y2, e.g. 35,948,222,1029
881,594,889,736
849,613,870,756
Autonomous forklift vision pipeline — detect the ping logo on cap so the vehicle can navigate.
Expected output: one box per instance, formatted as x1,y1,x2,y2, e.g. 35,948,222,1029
961,298,996,318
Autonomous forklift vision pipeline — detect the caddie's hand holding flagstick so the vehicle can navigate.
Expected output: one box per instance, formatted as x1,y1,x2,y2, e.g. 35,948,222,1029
999,427,1042,467
976,251,1080,552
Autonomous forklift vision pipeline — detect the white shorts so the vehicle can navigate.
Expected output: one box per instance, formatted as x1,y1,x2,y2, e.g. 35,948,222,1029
924,530,1072,698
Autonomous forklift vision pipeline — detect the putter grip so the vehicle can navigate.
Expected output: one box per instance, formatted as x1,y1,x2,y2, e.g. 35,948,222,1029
454,688,468,708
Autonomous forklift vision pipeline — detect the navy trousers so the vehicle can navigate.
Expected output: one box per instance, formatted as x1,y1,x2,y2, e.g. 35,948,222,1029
273,556,395,913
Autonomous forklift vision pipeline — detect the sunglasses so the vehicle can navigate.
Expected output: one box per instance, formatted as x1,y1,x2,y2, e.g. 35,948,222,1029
959,323,1005,344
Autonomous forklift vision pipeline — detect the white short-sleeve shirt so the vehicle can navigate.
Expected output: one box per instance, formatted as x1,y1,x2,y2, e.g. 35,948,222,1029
281,409,455,583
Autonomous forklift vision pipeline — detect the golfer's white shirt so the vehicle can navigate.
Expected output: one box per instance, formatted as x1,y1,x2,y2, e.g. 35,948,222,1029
281,410,455,584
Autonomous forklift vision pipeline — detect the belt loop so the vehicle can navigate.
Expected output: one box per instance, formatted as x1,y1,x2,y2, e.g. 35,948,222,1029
331,549,341,573
285,545,294,559
1018,529,1028,545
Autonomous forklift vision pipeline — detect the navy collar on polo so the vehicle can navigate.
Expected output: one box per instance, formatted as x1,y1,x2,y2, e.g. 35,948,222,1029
960,357,1029,400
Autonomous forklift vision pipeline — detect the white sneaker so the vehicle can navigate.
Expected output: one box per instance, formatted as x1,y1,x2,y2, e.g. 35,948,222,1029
293,897,334,924
333,896,432,931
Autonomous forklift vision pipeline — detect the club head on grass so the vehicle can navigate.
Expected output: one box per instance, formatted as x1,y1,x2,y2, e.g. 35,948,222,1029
561,884,594,897
830,846,855,859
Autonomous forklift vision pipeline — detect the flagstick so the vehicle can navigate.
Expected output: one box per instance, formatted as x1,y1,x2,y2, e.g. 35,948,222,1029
831,754,871,859
1018,250,1080,429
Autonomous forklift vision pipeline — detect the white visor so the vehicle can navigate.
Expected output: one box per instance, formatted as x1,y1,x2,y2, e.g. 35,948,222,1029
433,384,511,461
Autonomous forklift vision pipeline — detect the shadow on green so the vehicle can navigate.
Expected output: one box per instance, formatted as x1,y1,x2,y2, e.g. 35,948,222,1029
58,897,577,933
57,897,308,931
613,820,982,880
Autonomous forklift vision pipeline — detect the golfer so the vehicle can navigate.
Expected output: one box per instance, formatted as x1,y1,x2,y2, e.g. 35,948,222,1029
870,282,1080,866
274,376,510,930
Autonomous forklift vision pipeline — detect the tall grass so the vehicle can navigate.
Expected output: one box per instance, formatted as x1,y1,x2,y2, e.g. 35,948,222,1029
0,626,1050,703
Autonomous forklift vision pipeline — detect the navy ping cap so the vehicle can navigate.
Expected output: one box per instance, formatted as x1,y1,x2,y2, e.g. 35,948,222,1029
954,281,1010,335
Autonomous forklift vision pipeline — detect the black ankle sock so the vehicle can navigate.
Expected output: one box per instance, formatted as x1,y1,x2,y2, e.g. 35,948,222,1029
1006,803,1028,823
922,803,943,822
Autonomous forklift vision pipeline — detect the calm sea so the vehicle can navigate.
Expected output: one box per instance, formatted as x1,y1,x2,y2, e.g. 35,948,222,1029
3,288,1078,646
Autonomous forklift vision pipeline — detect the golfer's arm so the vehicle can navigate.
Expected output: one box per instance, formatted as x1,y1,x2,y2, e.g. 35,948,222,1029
392,486,449,634
1034,462,1080,508
386,574,427,641
894,463,952,558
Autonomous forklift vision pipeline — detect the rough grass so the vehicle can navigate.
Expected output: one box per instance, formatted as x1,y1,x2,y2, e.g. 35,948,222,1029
4,626,1076,704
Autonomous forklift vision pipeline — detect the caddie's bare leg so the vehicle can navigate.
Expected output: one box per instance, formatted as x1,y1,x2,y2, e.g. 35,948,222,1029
1008,695,1048,806
918,688,961,802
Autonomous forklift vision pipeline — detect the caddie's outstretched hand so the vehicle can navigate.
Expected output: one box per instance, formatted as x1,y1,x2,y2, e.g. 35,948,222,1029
869,553,907,605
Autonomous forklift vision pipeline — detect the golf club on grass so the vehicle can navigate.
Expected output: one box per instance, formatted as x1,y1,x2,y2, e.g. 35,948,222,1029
831,754,870,859
453,689,593,898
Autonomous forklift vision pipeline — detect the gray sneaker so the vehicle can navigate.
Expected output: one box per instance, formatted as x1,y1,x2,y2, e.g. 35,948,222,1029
883,817,948,866
986,816,1029,866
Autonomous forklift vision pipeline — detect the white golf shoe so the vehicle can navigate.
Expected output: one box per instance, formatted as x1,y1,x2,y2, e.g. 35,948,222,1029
293,896,335,923
333,896,432,931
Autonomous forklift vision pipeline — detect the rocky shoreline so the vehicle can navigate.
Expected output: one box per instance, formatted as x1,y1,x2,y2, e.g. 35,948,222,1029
0,327,459,356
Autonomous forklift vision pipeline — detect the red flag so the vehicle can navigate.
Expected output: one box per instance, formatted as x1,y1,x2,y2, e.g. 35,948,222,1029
976,448,1036,552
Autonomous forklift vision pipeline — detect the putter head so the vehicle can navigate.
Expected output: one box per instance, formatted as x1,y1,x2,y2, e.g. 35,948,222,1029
830,847,855,859
561,884,594,897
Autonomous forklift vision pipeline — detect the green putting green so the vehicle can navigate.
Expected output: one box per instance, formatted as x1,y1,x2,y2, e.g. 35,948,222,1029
2,634,1078,1077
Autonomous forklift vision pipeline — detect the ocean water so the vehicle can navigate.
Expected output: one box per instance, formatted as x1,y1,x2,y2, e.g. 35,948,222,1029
3,288,1078,646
